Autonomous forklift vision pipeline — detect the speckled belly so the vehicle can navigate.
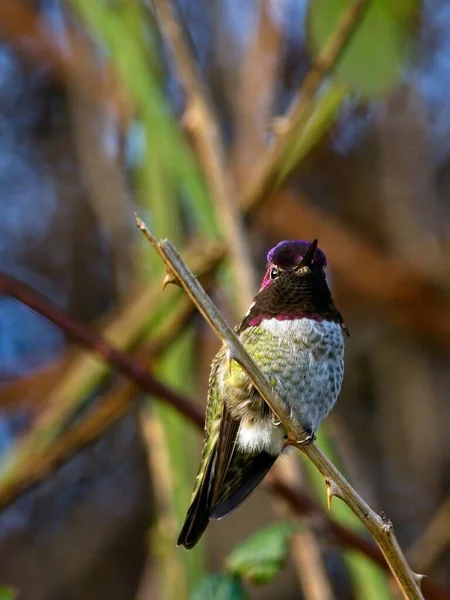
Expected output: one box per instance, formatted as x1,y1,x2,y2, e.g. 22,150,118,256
221,318,344,455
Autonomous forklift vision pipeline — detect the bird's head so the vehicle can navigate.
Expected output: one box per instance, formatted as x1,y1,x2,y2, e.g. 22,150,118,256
259,239,327,291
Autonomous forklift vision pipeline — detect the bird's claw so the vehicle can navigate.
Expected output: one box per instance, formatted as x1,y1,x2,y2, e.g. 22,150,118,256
296,430,316,445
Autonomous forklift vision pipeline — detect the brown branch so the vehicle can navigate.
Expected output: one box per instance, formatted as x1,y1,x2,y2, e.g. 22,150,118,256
0,289,203,509
153,0,257,311
137,218,425,600
0,273,203,427
239,0,370,213
139,408,188,599
5,0,450,352
0,269,447,600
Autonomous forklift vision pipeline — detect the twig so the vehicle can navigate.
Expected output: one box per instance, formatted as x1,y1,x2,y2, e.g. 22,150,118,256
0,273,204,451
0,268,447,600
0,294,204,509
292,529,336,600
268,477,447,600
136,216,425,600
240,0,369,212
152,0,257,311
0,276,199,425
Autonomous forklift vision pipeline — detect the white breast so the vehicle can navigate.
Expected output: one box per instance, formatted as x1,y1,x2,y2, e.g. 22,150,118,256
236,318,344,455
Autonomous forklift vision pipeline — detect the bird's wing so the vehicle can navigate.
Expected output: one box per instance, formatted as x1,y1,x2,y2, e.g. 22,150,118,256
177,399,276,549
177,342,277,549
177,349,227,549
210,442,276,520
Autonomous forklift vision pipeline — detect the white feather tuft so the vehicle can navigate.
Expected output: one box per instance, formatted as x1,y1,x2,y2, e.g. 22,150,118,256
237,421,284,455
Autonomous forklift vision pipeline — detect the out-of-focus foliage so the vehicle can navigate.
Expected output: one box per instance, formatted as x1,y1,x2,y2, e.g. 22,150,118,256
308,0,419,96
1,0,450,599
191,574,248,600
69,0,217,241
225,522,298,585
0,587,16,600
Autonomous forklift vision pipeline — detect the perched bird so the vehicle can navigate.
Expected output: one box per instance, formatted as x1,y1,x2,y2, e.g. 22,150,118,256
178,239,348,549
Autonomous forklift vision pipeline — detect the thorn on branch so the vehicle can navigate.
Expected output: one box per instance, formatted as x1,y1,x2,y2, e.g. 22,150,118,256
325,477,341,510
136,218,426,600
163,270,181,290
413,573,427,588
225,342,239,374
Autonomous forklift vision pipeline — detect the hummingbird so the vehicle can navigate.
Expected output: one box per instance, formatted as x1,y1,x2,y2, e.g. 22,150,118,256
178,239,348,549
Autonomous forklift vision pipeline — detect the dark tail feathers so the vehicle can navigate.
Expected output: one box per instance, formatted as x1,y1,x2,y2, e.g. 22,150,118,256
177,451,277,549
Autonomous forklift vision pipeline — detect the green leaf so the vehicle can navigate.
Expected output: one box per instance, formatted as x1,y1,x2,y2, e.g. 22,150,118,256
0,586,17,600
226,522,297,585
190,574,248,600
307,0,420,97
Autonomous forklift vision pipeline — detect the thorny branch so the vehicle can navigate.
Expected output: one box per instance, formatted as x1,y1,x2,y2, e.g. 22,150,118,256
0,2,445,598
0,269,448,600
136,217,425,600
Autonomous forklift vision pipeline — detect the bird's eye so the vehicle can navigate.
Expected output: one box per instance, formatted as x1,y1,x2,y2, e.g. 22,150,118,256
270,267,279,280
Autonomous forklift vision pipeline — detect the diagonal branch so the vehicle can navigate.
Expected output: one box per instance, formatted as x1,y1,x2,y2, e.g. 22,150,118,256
136,216,424,600
0,267,448,599
0,273,203,430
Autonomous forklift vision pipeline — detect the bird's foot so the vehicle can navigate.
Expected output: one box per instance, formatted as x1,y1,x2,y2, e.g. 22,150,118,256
296,429,316,445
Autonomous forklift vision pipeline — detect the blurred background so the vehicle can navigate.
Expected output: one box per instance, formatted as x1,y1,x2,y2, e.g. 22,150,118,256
0,0,449,599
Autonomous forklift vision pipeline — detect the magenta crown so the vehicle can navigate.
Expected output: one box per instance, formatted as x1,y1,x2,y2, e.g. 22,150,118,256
267,240,327,268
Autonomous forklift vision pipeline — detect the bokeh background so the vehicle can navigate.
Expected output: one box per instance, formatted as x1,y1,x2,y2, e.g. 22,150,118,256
0,1,449,599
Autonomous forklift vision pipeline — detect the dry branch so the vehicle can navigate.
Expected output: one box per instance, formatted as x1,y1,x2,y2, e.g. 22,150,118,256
0,268,448,600
229,0,284,183
5,0,450,348
0,273,204,431
136,216,425,600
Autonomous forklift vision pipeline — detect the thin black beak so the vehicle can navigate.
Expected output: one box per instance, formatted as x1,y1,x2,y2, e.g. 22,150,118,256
298,239,318,269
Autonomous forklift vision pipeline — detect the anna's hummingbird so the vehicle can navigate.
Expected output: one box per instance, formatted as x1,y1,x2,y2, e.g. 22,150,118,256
178,239,348,549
